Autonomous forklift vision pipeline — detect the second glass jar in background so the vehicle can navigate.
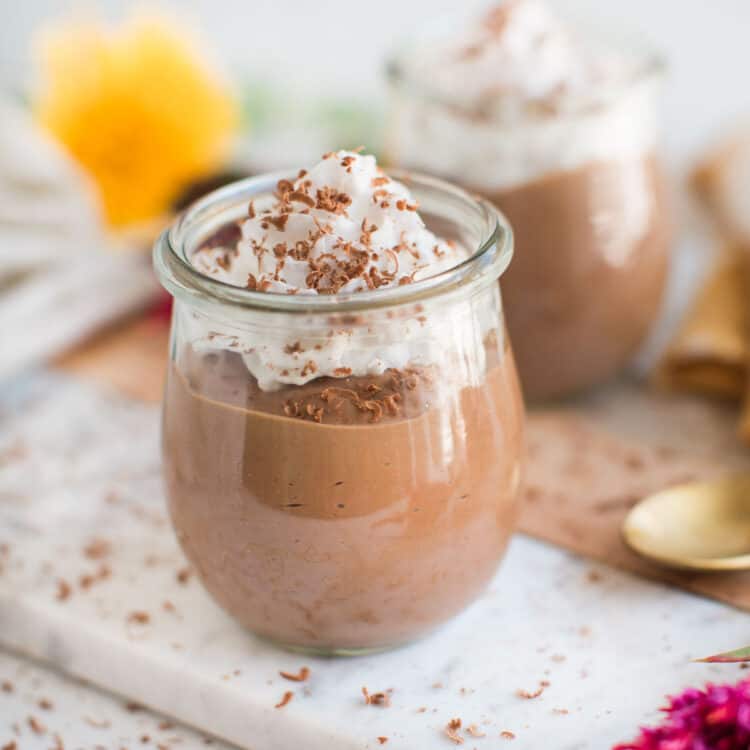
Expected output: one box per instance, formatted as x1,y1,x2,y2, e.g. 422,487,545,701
387,32,672,401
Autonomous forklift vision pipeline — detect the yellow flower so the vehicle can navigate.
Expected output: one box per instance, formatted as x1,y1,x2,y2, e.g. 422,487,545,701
34,14,238,226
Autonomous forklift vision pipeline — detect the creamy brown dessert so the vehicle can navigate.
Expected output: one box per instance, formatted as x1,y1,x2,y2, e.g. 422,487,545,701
387,0,671,399
488,157,670,398
155,150,525,652
164,343,522,650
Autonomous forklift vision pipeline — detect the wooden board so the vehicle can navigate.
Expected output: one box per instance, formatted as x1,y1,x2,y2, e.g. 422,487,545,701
56,314,169,403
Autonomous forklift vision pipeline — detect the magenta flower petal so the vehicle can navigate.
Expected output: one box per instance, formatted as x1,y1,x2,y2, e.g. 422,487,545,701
613,678,750,750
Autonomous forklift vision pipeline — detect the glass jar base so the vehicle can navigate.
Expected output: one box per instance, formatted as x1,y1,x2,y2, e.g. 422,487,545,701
254,633,418,658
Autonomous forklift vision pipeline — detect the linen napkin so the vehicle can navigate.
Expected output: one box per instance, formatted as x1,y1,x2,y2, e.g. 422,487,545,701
0,97,158,379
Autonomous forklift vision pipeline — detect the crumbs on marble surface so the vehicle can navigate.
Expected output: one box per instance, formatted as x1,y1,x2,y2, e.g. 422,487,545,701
56,579,72,602
28,715,46,734
127,611,151,625
377,738,388,745
279,667,310,682
444,718,464,745
362,687,392,707
79,563,111,591
516,680,550,700
83,538,112,560
83,717,111,729
500,730,516,740
176,567,193,585
274,691,293,709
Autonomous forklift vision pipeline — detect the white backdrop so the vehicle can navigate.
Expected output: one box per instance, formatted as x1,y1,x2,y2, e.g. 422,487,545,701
1,0,749,170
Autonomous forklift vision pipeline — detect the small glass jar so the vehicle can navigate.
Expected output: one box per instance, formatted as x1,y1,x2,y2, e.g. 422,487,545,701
387,32,671,401
153,170,525,654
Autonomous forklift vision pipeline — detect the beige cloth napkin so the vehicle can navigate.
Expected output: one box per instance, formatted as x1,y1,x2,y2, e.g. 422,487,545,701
657,131,750,441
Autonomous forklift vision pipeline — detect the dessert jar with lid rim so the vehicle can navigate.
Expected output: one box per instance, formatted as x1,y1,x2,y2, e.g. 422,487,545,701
386,17,672,401
153,170,525,655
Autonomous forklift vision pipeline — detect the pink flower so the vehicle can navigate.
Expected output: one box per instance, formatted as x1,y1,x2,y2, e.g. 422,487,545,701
614,679,750,749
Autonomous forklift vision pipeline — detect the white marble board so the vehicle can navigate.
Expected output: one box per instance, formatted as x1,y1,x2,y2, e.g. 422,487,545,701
0,374,748,750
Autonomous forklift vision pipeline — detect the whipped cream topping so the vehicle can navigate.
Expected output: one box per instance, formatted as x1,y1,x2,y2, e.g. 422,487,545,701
194,150,462,294
390,0,658,190
189,151,477,391
410,0,634,119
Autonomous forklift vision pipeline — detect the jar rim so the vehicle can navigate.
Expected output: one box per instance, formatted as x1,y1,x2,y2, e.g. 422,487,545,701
153,168,513,315
385,10,667,125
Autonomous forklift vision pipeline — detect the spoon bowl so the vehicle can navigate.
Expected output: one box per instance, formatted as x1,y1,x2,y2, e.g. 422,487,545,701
622,474,750,571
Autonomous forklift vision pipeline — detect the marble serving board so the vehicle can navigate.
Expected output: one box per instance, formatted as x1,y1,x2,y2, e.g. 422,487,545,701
1,371,749,750
0,647,234,749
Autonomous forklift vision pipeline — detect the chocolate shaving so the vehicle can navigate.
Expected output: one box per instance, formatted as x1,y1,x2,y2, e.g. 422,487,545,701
83,538,111,560
56,580,71,602
176,567,192,585
27,717,46,735
279,667,310,682
275,691,293,709
267,214,290,231
83,717,111,729
362,687,391,707
516,680,548,699
127,611,151,625
289,191,315,207
315,186,352,215
445,718,464,745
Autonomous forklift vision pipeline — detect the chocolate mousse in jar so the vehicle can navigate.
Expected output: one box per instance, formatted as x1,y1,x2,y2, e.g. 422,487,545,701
387,0,671,400
154,150,524,654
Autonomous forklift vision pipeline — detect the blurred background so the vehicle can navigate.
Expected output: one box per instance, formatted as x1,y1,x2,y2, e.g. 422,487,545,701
3,0,750,166
1,0,749,386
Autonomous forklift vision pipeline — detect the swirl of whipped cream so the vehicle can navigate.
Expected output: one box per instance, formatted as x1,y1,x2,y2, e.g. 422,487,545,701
390,0,658,191
193,150,462,294
410,0,635,119
190,151,474,391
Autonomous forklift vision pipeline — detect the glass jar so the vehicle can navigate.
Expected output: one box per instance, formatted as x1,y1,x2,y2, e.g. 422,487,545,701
153,170,525,655
387,34,671,401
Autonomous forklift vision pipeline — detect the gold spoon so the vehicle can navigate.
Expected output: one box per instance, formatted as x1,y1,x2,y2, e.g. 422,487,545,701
622,474,750,571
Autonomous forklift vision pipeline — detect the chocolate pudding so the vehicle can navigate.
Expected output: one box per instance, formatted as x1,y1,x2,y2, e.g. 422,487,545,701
387,0,671,399
154,150,525,652
163,340,522,650
485,157,670,398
